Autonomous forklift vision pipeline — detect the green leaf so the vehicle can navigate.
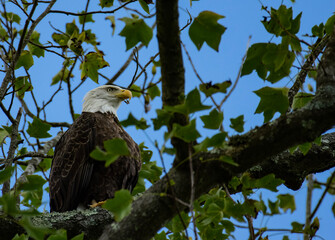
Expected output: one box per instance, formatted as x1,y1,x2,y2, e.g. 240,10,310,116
278,194,296,213
90,138,130,166
166,211,190,233
119,16,153,50
242,174,284,192
52,33,69,46
71,233,84,240
311,23,325,38
241,43,294,83
298,142,312,155
15,50,34,70
152,109,171,130
325,14,335,34
200,109,223,129
139,0,150,14
282,236,289,240
28,31,44,58
12,234,29,240
189,11,226,51
99,0,114,8
17,175,47,191
80,52,109,82
291,221,304,232
79,12,94,24
229,115,244,133
292,92,314,110
1,12,21,24
27,117,51,138
219,156,238,166
51,67,73,85
194,132,227,152
102,189,133,221
47,229,67,240
19,216,49,240
0,166,14,184
139,161,162,184
120,113,149,130
0,127,9,144
170,119,201,143
262,6,301,36
129,84,142,98
268,199,280,215
66,20,79,36
164,88,211,115
14,76,33,99
254,87,289,122
139,142,153,163
199,81,231,97
147,83,161,100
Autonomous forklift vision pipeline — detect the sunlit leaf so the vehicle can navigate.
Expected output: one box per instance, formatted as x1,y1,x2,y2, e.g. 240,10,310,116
14,76,33,99
120,113,149,130
0,166,14,185
102,189,133,221
28,31,44,58
15,50,34,70
292,92,314,110
90,138,130,166
80,51,109,82
17,175,47,191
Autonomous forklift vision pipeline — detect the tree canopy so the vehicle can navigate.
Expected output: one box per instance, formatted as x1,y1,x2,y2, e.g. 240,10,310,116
0,0,335,240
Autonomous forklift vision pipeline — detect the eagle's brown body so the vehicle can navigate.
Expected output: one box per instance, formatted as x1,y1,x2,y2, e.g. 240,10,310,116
49,112,141,212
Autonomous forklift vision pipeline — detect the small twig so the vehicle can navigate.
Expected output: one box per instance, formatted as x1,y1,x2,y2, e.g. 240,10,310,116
49,1,135,16
304,174,314,240
309,171,335,221
288,35,330,107
188,144,198,240
2,108,23,195
127,52,159,88
181,41,220,110
16,132,62,186
219,35,251,108
128,47,139,88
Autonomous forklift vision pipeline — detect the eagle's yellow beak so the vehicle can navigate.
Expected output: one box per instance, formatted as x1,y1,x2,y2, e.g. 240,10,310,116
116,89,132,104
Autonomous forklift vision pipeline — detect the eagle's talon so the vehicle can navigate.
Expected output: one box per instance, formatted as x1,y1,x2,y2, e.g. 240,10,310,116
90,200,106,208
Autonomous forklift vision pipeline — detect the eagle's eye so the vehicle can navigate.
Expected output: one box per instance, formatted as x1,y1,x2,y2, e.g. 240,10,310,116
107,87,115,92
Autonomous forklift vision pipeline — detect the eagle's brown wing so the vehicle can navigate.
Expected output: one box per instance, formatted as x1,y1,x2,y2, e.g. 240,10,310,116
49,112,141,212
49,113,97,212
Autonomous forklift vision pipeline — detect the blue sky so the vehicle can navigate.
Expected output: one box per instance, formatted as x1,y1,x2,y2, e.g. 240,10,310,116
1,0,335,239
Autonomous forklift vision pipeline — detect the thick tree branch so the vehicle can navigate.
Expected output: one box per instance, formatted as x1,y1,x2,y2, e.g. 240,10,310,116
99,26,335,240
156,0,189,163
1,132,335,239
16,132,62,186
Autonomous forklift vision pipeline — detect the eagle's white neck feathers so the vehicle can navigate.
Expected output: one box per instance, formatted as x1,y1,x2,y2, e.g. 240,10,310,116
82,85,131,118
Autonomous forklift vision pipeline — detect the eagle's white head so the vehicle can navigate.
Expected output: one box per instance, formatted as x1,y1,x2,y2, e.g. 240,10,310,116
82,85,132,117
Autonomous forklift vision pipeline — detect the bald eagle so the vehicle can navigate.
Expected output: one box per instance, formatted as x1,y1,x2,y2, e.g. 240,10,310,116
49,85,141,212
